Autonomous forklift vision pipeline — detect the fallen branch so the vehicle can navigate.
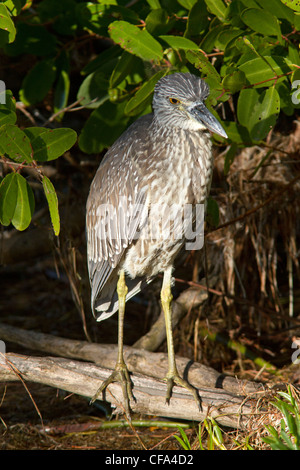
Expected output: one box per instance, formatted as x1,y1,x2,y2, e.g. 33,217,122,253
1,352,257,428
0,322,262,395
0,322,270,427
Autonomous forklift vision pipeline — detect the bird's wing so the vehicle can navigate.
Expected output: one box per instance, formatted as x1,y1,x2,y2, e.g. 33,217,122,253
86,115,152,314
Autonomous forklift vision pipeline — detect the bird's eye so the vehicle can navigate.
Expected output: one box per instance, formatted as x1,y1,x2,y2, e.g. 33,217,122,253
169,97,180,105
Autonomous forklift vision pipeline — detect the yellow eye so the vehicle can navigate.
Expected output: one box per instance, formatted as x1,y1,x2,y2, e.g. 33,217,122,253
169,97,180,105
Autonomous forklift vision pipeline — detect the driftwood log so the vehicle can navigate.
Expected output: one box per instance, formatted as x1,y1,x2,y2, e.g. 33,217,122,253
0,322,265,429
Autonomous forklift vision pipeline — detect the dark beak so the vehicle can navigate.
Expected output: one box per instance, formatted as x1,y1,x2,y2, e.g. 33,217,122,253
189,102,228,139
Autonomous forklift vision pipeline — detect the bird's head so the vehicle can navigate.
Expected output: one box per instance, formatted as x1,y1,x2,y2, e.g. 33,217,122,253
152,72,227,139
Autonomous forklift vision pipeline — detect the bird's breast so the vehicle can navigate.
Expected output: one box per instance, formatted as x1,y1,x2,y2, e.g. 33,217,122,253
147,128,213,205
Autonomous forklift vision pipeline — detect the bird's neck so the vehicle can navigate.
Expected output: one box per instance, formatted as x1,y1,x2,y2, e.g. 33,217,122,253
151,117,212,156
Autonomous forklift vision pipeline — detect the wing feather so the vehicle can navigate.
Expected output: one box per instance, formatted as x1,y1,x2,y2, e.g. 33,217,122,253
86,115,153,315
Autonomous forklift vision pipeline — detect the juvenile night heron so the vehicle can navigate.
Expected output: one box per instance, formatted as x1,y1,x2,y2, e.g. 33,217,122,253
86,72,227,415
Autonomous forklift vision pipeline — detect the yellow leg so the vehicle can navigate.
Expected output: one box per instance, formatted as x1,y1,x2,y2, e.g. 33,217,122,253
161,268,200,408
91,270,134,418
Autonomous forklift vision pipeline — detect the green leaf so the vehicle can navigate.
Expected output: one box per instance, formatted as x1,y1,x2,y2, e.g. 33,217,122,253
147,0,161,8
110,51,138,89
241,8,281,38
42,175,60,236
255,0,294,22
237,88,260,127
288,44,300,67
77,59,118,108
215,28,244,50
54,50,70,119
37,0,79,36
125,69,168,116
11,173,35,231
0,124,33,163
78,100,130,154
0,172,18,225
20,60,56,106
238,56,291,87
204,0,227,19
224,142,238,175
145,8,173,36
238,87,280,141
54,69,70,119
177,0,197,8
159,35,199,50
277,81,296,116
81,46,121,76
206,197,219,227
0,90,17,126
222,70,246,93
109,21,163,62
77,3,139,36
0,4,16,45
2,0,23,16
200,23,225,53
185,0,209,37
222,120,252,144
186,50,221,82
174,426,191,450
280,0,300,12
24,127,77,162
5,23,57,57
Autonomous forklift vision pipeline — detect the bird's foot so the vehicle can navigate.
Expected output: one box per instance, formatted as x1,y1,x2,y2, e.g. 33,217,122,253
165,372,201,410
90,362,135,419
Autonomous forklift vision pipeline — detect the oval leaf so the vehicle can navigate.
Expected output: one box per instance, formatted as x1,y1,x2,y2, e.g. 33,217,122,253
25,128,77,162
0,172,18,226
280,0,300,12
186,50,221,82
159,35,199,50
0,90,17,126
251,87,280,140
125,69,168,116
238,87,280,141
206,197,219,227
224,142,238,175
54,70,70,119
20,59,56,106
241,8,281,38
0,124,33,163
222,70,246,93
11,173,35,231
145,8,172,36
42,175,60,236
238,56,291,87
110,51,138,89
109,21,163,62
78,100,129,154
77,69,110,109
0,4,16,44
204,0,227,19
237,88,261,127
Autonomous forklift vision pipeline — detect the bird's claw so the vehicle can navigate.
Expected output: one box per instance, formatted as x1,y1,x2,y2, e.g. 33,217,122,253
90,363,135,419
165,373,201,410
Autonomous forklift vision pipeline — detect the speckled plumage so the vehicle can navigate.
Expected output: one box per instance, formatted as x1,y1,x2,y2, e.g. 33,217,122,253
86,73,227,321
